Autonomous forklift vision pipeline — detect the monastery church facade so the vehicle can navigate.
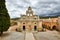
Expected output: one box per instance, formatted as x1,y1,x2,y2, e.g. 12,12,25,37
17,6,42,31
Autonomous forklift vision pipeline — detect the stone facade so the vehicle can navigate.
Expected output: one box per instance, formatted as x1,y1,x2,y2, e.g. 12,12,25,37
42,18,58,30
57,17,60,31
17,6,42,31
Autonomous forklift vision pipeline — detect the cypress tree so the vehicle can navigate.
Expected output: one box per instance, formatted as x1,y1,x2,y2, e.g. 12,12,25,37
0,0,10,36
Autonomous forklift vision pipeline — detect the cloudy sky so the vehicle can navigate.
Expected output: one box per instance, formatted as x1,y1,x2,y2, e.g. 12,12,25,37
5,0,60,18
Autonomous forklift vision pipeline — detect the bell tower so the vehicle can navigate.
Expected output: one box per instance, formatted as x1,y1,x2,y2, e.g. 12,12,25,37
26,6,33,16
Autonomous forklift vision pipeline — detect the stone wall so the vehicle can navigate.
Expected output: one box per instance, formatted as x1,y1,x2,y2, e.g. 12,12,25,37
57,17,60,31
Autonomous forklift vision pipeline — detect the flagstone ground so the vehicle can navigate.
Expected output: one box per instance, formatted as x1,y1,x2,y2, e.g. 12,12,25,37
34,30,60,40
0,26,60,40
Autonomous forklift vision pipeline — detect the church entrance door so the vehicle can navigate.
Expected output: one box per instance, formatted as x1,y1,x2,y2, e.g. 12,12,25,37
23,26,25,30
34,26,37,31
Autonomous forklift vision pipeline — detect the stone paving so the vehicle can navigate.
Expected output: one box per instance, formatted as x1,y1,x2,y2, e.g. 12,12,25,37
0,30,60,40
33,30,60,40
0,31,25,40
25,31,35,40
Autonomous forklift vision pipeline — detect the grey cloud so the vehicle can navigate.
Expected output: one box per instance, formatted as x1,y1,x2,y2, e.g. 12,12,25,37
6,0,60,18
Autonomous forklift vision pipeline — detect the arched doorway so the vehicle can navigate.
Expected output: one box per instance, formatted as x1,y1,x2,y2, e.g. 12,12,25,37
52,25,56,30
23,26,25,30
34,26,37,30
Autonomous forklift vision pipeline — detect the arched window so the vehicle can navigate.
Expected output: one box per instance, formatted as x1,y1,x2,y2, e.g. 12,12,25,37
23,23,25,24
30,14,32,16
27,14,29,16
35,23,36,24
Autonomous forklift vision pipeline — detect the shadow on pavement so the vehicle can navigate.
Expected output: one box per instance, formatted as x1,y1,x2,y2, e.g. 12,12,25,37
0,32,10,37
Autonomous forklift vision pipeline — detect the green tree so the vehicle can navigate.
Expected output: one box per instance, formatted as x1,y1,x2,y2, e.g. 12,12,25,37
0,0,10,36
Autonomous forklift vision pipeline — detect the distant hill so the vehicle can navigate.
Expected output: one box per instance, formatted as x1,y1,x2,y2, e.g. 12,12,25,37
47,12,60,16
11,18,20,20
39,15,58,19
39,12,60,19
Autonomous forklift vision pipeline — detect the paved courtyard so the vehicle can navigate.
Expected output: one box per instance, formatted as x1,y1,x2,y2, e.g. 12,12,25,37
0,31,25,40
25,31,35,40
0,30,60,40
34,30,60,40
